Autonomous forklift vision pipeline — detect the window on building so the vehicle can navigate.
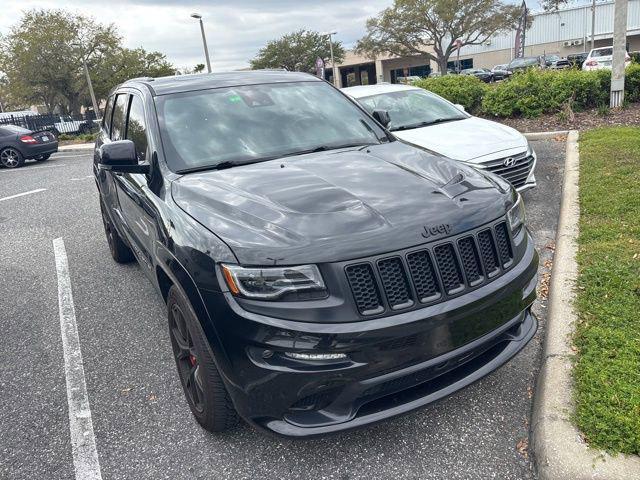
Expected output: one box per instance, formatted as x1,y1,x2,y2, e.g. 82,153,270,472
390,64,431,83
447,58,473,72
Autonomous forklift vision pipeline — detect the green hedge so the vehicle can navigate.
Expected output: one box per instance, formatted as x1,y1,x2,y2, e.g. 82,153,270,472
414,66,640,118
413,75,487,112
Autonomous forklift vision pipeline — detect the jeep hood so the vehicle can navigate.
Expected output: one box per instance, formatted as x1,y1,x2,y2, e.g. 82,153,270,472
171,142,513,265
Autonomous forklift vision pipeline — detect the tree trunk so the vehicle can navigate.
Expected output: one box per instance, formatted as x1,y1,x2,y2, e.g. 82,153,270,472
438,56,449,74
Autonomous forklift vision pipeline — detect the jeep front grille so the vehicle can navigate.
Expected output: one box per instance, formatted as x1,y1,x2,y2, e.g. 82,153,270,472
345,220,514,315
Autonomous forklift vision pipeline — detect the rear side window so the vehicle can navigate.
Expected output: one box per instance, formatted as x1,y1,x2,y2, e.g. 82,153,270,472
0,125,30,135
111,93,130,141
103,96,114,136
593,48,613,58
126,95,148,163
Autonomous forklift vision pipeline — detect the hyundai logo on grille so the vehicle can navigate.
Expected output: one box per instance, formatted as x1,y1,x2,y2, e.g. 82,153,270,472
503,157,517,167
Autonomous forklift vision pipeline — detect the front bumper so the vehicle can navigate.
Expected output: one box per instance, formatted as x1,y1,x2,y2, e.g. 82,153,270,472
200,232,538,438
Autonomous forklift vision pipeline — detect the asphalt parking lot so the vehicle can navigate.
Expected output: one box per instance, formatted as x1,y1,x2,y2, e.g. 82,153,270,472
0,139,564,480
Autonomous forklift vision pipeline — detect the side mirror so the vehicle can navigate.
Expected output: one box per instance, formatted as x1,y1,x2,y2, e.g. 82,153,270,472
454,104,466,112
98,140,149,174
372,109,391,128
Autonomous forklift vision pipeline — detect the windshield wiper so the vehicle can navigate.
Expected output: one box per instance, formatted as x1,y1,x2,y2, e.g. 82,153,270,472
390,118,462,131
176,143,377,175
286,142,376,156
176,159,261,174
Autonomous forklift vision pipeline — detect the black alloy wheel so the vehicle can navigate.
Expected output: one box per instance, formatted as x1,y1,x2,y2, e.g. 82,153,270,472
0,148,24,168
166,286,238,432
169,302,205,414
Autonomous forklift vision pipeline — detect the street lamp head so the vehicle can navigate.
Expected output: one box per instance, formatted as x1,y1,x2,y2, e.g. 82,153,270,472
322,31,337,36
190,13,202,19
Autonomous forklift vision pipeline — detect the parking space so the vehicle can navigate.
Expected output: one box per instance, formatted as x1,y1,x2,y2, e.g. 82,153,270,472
0,139,564,480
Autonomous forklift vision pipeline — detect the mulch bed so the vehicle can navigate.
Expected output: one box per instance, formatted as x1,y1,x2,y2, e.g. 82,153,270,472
481,103,640,132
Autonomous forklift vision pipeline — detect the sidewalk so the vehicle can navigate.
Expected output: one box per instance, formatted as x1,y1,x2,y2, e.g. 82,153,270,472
58,143,94,152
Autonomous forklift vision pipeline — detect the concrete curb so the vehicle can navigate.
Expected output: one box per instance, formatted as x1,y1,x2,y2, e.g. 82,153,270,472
531,130,640,479
58,143,94,152
524,130,569,140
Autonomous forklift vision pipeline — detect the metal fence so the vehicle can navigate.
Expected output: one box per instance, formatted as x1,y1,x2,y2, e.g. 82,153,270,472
0,112,99,135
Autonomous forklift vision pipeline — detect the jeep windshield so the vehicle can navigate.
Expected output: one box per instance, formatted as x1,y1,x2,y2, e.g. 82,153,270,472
155,81,387,172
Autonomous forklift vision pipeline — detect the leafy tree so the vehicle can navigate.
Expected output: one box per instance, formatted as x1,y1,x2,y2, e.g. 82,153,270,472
176,63,206,75
540,0,605,13
250,29,345,73
91,47,175,101
0,9,175,114
355,0,529,74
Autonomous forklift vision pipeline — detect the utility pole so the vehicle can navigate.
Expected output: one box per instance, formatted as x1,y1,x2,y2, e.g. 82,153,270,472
323,31,338,87
71,41,101,120
83,58,100,120
610,0,628,108
591,0,597,50
191,13,212,73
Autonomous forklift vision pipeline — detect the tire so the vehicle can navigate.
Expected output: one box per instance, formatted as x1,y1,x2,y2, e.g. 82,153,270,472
167,285,238,432
0,147,25,169
35,154,51,161
99,198,135,263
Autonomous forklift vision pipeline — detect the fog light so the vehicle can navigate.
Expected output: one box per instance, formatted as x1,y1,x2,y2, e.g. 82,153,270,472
284,352,347,361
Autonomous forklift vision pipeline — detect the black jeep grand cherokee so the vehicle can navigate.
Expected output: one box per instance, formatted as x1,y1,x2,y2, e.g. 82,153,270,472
94,71,538,438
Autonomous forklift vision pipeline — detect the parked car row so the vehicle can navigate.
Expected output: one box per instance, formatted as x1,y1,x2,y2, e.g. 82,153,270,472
422,46,633,83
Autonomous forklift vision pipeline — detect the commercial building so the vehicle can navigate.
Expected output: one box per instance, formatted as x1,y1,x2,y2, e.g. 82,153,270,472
327,0,640,87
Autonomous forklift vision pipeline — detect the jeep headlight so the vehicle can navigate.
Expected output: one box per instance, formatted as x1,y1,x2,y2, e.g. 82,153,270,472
507,193,526,234
221,264,326,300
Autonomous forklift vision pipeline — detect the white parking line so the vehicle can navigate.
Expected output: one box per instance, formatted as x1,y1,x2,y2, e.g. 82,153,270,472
0,188,47,202
0,164,66,173
53,238,103,480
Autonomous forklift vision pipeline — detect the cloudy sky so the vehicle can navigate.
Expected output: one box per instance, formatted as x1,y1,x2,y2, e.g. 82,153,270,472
1,0,549,71
0,0,402,71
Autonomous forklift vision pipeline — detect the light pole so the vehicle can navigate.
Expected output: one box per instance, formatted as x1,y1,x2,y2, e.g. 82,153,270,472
610,0,628,107
322,31,338,87
591,0,597,50
191,13,212,73
83,58,100,120
72,42,100,120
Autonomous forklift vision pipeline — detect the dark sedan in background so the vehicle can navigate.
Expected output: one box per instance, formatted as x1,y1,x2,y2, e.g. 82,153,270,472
460,68,494,82
491,65,510,81
506,56,543,74
0,124,58,168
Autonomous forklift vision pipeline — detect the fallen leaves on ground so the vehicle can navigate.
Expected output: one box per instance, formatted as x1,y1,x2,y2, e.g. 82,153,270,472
516,438,529,459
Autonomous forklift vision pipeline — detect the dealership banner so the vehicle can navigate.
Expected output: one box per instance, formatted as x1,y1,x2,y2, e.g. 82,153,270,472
514,1,528,58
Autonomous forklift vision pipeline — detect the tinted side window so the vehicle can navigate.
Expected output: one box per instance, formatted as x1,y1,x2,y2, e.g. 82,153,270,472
111,94,130,141
126,95,148,163
103,95,114,136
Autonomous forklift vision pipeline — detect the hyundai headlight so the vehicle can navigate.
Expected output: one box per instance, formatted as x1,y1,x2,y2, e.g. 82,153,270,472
221,264,326,300
507,193,526,234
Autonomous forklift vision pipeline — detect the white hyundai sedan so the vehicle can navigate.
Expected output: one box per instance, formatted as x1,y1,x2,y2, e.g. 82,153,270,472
343,83,536,192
